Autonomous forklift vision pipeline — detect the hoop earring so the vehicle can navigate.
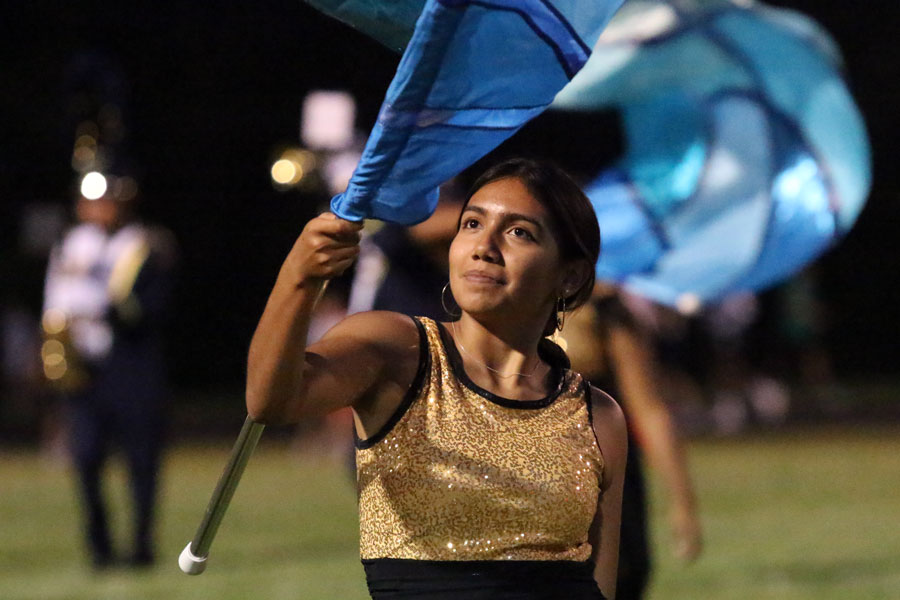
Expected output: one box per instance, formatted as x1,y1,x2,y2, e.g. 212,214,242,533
556,296,567,331
442,282,461,319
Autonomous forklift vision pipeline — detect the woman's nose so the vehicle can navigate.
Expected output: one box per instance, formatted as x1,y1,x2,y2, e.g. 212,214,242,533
472,230,502,264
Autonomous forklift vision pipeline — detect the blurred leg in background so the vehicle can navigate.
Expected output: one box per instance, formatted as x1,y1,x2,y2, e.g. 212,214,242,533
67,391,114,568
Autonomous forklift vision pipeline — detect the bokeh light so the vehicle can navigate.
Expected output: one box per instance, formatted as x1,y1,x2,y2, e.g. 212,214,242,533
301,91,356,151
42,355,68,381
75,120,99,140
40,339,65,360
80,171,108,199
271,158,300,186
270,149,317,190
75,134,97,150
676,293,702,316
41,308,67,335
71,134,98,171
112,175,139,202
40,339,68,380
71,146,96,171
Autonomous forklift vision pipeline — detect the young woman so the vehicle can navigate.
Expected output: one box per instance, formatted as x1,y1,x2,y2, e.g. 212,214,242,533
246,158,628,599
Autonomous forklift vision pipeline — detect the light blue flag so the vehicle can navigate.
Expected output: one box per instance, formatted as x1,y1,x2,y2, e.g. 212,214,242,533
303,0,870,308
552,0,871,308
320,0,625,224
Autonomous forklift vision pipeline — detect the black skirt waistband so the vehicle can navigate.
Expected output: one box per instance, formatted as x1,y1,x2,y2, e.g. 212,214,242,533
363,558,606,600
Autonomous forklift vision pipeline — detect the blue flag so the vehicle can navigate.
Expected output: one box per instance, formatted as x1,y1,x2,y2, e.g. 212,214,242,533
305,0,870,307
552,0,871,307
324,0,625,224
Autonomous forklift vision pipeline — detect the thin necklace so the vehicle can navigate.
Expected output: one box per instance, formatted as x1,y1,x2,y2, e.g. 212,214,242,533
450,320,543,379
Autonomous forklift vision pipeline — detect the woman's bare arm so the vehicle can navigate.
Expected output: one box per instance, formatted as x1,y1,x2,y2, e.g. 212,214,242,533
608,324,702,561
589,387,628,599
246,214,420,427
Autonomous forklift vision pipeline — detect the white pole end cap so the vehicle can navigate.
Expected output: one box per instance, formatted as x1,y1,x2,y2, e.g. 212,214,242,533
179,542,208,575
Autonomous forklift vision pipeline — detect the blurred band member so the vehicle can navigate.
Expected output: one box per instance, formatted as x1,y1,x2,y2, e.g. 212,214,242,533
347,180,466,320
42,179,176,568
563,285,703,599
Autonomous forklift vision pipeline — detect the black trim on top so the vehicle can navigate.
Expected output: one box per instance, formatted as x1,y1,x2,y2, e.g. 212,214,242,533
583,380,605,456
584,378,595,427
356,316,430,449
436,321,566,409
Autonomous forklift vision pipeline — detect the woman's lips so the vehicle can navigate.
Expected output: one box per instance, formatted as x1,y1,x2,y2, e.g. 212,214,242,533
463,270,504,284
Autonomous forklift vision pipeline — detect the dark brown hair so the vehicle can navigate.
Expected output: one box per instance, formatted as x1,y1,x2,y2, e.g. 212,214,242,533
464,158,601,330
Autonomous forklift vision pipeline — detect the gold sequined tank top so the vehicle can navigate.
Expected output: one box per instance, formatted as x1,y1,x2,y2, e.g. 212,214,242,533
356,317,604,562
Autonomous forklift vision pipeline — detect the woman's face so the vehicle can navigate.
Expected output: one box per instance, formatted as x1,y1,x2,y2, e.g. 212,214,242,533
448,176,568,323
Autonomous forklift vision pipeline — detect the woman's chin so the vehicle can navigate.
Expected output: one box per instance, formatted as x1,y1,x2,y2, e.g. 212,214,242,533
456,298,504,319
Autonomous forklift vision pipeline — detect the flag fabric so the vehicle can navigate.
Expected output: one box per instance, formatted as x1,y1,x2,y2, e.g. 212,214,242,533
305,0,870,308
323,0,625,224
303,0,421,52
552,0,871,307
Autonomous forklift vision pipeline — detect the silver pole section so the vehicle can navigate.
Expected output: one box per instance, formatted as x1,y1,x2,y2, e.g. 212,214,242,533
180,276,331,575
179,415,265,574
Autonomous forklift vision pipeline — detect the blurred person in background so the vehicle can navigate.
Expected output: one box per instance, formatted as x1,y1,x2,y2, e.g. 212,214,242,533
702,293,792,433
41,179,176,569
563,284,703,599
347,179,467,321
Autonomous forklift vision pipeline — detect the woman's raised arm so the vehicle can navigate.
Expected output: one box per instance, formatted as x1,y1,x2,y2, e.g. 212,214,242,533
245,213,361,423
246,213,420,428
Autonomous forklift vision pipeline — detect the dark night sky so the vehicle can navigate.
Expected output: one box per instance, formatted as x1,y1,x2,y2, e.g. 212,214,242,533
2,1,899,388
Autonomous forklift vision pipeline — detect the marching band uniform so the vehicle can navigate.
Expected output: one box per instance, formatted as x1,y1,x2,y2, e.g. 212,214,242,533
43,220,175,567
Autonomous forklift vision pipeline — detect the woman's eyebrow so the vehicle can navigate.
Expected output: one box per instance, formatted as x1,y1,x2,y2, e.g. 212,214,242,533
461,205,486,216
504,212,544,231
463,205,545,231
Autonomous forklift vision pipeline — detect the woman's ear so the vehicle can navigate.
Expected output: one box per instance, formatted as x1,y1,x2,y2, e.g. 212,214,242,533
560,261,592,300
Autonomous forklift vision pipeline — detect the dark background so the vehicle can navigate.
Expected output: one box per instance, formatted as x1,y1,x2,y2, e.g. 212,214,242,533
1,1,898,394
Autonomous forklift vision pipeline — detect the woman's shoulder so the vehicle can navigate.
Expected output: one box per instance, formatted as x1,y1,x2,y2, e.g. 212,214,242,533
588,385,625,430
313,310,427,404
587,384,628,488
327,312,430,434
325,310,424,352
339,309,420,328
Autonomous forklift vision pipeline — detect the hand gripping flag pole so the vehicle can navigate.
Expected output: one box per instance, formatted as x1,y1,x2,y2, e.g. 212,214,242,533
179,415,265,574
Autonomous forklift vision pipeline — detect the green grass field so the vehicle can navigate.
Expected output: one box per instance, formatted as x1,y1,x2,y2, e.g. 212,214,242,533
2,427,898,599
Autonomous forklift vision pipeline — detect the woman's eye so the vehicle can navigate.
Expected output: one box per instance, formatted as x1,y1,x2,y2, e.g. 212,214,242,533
463,218,480,229
510,227,534,240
